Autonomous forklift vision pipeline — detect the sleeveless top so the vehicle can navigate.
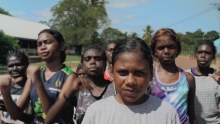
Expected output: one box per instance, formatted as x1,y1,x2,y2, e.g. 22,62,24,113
75,83,115,124
150,67,189,124
30,65,74,124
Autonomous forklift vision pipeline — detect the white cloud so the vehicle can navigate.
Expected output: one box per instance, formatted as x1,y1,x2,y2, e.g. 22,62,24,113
107,0,148,9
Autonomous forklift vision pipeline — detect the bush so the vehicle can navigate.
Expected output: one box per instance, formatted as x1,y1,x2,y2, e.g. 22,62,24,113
0,31,19,64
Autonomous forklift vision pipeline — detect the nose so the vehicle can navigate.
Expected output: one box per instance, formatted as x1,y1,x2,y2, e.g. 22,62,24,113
125,74,136,86
39,43,46,50
163,47,170,55
12,65,18,70
200,52,206,58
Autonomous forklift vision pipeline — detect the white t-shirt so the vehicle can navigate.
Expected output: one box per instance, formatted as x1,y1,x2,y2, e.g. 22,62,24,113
82,95,181,124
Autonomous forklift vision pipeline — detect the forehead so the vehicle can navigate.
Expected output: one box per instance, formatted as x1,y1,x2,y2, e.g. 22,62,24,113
197,44,212,51
7,56,21,62
84,48,103,56
114,52,149,68
156,36,176,46
37,32,55,42
107,43,116,48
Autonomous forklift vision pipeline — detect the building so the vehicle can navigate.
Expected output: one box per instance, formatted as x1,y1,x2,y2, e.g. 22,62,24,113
0,13,49,55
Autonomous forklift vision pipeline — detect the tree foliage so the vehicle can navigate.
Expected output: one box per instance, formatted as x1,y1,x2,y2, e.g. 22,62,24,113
50,0,109,54
100,27,128,42
0,7,12,16
0,31,19,64
142,25,154,44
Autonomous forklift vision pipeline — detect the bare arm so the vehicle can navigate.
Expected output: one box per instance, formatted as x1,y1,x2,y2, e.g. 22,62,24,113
208,71,220,84
0,75,33,123
185,72,196,124
45,74,90,124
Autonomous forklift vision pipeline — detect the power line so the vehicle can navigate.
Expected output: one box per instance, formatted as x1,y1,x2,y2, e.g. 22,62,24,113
168,7,213,27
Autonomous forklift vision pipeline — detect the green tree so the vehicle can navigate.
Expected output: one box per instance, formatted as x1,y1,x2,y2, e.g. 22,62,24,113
50,0,109,54
205,30,219,41
0,7,12,16
142,25,154,44
100,27,128,42
0,31,19,64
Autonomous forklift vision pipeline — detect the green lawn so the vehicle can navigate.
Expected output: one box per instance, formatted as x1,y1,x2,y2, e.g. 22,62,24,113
0,55,81,74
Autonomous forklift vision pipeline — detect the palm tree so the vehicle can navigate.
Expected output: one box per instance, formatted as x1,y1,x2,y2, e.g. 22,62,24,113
142,25,154,44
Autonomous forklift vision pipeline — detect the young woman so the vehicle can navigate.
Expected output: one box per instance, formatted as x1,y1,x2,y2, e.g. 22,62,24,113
0,29,76,123
45,44,115,124
104,41,117,81
186,40,220,124
81,37,180,124
0,50,30,124
149,28,196,124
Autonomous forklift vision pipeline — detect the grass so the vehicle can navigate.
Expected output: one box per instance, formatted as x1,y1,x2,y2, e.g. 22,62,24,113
0,65,7,74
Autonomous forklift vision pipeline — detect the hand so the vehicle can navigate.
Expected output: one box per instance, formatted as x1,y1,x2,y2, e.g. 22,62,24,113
71,77,92,93
208,71,220,84
31,66,41,85
0,75,12,92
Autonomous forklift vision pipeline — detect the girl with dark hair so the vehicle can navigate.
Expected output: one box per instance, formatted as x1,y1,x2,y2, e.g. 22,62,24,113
0,50,30,124
45,44,115,124
0,29,76,123
149,28,196,124
81,37,180,124
104,41,118,81
186,40,220,124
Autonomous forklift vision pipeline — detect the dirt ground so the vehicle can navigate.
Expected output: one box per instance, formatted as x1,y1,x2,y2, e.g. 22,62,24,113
153,55,220,70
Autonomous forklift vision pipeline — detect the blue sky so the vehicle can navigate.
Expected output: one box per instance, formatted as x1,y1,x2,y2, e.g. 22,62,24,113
0,0,220,36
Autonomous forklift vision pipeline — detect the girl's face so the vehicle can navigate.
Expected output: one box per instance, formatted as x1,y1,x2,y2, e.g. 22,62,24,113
113,51,151,105
106,43,116,63
7,56,27,79
154,36,178,64
82,49,106,77
37,32,62,62
196,44,214,68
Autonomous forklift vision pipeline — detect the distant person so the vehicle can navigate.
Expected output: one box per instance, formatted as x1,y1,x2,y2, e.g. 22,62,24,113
45,44,115,124
76,63,85,78
0,29,75,123
0,50,30,124
104,41,117,81
149,28,196,124
186,40,220,124
81,37,181,124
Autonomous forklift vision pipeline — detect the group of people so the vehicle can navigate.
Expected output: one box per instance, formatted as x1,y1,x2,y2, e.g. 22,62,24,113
0,28,219,124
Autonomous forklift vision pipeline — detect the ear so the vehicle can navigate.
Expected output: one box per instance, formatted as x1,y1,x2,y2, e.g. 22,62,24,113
60,42,66,51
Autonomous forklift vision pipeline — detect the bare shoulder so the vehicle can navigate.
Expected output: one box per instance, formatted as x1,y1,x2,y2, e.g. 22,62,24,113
185,71,195,89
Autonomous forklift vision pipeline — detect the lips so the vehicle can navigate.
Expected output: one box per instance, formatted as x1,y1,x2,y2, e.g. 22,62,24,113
40,52,49,57
11,72,20,78
123,89,137,98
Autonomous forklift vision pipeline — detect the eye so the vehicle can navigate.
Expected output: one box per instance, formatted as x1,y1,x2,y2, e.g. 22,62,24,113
117,70,128,76
83,56,91,61
134,71,146,77
167,45,176,49
156,46,165,50
37,42,42,47
94,56,103,61
45,40,52,44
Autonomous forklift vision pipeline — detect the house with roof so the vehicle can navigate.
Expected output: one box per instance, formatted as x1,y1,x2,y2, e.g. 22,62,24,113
0,13,49,55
